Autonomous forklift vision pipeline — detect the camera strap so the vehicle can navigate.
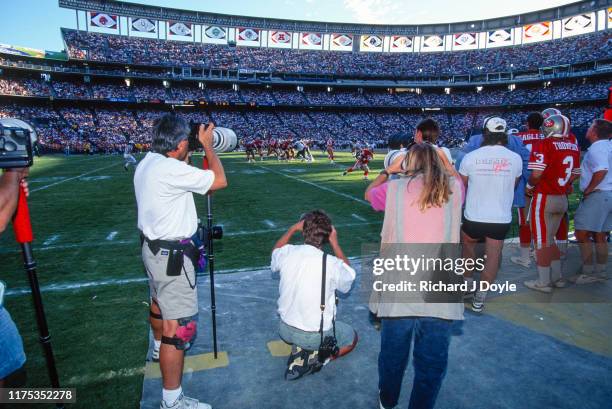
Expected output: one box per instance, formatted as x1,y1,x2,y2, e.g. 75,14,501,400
318,253,337,347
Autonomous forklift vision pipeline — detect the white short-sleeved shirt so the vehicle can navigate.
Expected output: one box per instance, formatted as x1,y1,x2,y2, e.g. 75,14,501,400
580,139,612,192
459,145,522,224
134,152,215,240
271,244,356,332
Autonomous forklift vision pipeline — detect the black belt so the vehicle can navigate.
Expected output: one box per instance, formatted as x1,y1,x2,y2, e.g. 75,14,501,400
144,236,192,256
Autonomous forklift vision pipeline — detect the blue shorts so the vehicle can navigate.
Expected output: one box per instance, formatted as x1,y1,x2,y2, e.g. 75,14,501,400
0,307,26,379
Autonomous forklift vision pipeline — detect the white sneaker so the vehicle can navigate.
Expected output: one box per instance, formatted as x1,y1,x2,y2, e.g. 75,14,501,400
524,280,552,293
152,345,160,362
595,271,609,280
160,394,211,409
510,256,531,268
573,274,604,285
471,290,487,313
552,278,568,288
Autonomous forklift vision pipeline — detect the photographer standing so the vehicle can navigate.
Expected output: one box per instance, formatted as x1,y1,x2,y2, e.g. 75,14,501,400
134,114,227,409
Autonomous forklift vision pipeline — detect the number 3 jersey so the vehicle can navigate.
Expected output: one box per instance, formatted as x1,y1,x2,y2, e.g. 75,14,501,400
528,136,581,195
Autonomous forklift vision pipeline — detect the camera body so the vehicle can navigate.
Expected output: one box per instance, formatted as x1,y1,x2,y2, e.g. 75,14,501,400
188,123,238,153
317,335,339,363
0,118,37,169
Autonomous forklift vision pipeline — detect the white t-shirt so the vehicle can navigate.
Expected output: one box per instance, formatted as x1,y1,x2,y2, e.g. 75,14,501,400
459,145,522,224
134,152,215,240
580,139,612,192
271,244,355,332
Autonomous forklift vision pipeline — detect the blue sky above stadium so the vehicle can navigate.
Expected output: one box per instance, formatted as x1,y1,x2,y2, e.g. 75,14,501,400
0,0,578,51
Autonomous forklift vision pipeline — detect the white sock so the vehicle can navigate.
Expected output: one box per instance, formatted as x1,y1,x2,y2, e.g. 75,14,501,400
537,266,551,286
154,339,161,350
163,386,182,406
595,264,607,273
550,260,561,282
582,264,594,275
520,247,531,259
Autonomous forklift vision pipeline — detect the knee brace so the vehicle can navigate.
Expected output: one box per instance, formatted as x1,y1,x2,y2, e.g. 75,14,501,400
161,315,198,351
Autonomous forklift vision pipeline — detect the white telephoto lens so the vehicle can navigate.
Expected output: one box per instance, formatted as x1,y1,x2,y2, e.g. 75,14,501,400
212,127,237,153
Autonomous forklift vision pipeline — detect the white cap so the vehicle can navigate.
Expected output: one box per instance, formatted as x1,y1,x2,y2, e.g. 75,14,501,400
483,117,507,133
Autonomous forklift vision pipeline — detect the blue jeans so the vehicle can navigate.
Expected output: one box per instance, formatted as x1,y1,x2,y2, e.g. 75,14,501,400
0,307,26,379
378,317,453,409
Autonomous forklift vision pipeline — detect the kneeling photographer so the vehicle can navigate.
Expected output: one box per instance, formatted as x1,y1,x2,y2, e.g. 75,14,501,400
271,210,358,380
134,114,228,409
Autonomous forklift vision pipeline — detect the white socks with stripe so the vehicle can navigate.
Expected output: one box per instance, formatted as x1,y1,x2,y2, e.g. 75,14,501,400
537,266,551,286
163,386,182,407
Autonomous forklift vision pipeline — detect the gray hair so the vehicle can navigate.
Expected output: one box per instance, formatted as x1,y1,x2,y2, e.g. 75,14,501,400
151,114,190,155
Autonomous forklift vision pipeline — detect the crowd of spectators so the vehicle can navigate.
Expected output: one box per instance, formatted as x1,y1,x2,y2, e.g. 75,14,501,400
1,75,608,107
0,100,604,154
63,29,612,77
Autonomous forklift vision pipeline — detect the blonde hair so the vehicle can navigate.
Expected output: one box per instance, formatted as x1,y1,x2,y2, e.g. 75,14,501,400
402,143,452,211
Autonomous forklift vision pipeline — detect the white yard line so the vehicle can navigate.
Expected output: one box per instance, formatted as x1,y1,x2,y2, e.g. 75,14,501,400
352,213,367,222
255,164,370,206
106,231,118,241
31,162,118,192
5,256,369,297
42,234,60,246
263,219,276,228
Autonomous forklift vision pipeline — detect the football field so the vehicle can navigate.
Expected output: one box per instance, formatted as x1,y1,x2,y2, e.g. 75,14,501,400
0,151,389,408
0,150,590,408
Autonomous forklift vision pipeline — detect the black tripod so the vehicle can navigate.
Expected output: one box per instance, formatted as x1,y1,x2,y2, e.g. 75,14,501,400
12,187,64,409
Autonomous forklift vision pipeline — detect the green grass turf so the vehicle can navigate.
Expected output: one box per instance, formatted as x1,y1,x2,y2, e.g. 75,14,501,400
0,150,583,408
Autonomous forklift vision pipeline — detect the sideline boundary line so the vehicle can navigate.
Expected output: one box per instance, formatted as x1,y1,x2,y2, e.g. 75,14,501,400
31,162,119,192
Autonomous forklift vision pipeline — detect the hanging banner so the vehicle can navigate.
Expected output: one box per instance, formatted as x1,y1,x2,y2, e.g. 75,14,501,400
203,26,227,44
168,21,193,40
523,22,552,43
131,18,156,33
360,35,383,52
389,35,413,52
89,12,117,29
269,31,292,48
562,13,594,37
300,32,323,50
237,28,261,46
487,29,513,48
421,35,444,52
453,33,477,50
330,33,353,51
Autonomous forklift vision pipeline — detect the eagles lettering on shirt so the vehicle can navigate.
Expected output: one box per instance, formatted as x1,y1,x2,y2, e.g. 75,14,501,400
516,130,545,152
528,137,581,195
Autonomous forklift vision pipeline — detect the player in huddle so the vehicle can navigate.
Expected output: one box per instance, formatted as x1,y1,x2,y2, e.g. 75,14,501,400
343,147,373,180
524,114,581,293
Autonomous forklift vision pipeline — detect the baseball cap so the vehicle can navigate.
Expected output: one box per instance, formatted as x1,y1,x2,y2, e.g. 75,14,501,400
483,117,507,133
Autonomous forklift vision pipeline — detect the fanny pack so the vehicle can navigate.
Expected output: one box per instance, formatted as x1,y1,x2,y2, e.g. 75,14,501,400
145,237,199,277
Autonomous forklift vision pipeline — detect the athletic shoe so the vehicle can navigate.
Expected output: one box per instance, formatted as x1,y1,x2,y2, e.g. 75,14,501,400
572,274,604,284
124,164,128,171
524,280,553,293
342,171,348,176
152,345,160,362
160,393,211,409
552,278,568,288
284,346,319,381
596,271,608,280
471,290,486,313
510,256,531,268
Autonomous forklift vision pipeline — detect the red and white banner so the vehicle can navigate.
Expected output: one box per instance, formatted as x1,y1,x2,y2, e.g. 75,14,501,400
360,35,383,52
237,28,261,46
300,32,322,50
523,22,552,43
453,33,477,50
89,12,117,29
330,34,353,51
390,36,413,52
269,31,292,48
421,35,444,52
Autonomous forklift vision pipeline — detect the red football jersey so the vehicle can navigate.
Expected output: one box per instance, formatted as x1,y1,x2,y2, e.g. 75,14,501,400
360,149,373,164
528,136,581,195
326,138,334,147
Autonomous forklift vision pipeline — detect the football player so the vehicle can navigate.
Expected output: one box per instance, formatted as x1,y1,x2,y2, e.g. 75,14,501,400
524,114,581,293
343,146,373,180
